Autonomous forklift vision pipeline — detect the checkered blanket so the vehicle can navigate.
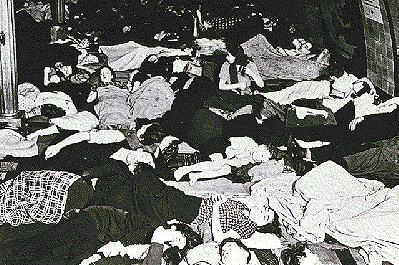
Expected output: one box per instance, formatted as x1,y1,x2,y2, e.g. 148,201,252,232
192,198,257,239
0,170,80,226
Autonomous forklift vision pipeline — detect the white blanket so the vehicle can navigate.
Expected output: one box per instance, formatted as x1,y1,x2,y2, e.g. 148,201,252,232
100,41,190,71
251,161,399,265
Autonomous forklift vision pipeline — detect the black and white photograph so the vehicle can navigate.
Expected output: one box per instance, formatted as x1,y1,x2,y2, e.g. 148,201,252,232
0,0,399,264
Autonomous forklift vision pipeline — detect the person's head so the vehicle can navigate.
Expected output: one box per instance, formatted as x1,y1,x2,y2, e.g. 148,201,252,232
99,66,115,84
129,70,150,92
162,222,203,265
248,205,274,226
281,242,321,265
219,238,251,265
225,42,248,65
351,78,378,100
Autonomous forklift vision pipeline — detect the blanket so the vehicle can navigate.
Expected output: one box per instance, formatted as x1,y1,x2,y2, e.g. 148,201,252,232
0,171,80,226
241,34,328,81
100,41,191,71
251,161,399,265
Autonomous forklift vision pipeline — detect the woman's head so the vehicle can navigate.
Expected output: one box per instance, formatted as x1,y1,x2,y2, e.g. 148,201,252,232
99,66,115,84
225,42,249,65
162,223,203,265
219,238,251,265
281,242,306,265
129,70,150,92
281,242,321,265
248,205,274,226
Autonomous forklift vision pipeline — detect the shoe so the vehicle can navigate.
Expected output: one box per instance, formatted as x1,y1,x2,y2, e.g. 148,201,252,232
291,158,314,176
269,143,289,161
287,135,307,159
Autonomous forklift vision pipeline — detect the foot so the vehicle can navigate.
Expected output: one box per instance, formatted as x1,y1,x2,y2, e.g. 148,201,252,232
287,135,307,160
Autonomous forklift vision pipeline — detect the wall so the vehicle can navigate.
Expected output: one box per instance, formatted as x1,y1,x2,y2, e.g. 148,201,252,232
361,0,396,95
385,0,399,95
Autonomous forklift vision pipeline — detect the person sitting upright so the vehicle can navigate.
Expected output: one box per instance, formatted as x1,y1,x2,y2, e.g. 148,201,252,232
219,42,264,95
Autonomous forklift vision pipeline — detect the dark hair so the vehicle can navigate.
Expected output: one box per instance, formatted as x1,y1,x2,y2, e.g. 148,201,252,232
225,42,250,66
99,66,116,82
162,223,203,265
219,238,251,264
131,71,150,85
138,122,167,145
350,81,373,98
170,73,191,92
280,242,307,265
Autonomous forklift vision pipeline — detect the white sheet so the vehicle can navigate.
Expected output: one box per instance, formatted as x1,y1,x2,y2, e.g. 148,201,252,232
251,161,399,264
257,80,330,105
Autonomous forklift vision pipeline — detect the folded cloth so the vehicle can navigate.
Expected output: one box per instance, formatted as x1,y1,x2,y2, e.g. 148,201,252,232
51,111,99,132
0,129,38,158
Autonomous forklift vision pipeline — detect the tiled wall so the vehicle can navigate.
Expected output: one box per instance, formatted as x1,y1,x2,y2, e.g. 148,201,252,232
361,0,396,95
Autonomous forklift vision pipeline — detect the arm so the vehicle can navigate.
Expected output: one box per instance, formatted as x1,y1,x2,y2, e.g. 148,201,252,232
26,125,59,140
188,164,231,185
45,131,90,159
174,160,226,181
211,195,240,243
218,79,246,92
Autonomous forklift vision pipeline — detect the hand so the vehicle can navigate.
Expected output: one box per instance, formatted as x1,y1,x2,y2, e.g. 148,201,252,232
211,194,227,207
349,117,364,131
98,241,124,257
122,25,131,33
244,66,254,77
45,144,61,159
151,226,168,244
189,174,200,186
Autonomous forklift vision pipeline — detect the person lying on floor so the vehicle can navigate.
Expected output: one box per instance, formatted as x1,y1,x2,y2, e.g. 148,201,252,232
182,195,278,265
267,78,399,175
172,138,270,184
84,195,278,265
0,208,202,265
288,95,399,167
79,160,273,241
34,132,274,242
